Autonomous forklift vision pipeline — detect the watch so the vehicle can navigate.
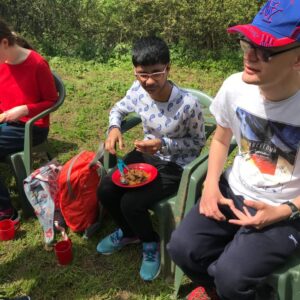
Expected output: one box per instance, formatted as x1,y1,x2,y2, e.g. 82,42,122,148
282,201,300,221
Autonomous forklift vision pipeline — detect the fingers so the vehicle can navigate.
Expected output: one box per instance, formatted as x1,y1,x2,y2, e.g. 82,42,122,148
244,199,264,210
199,201,226,221
134,139,160,154
134,140,142,147
105,128,124,154
118,136,124,150
219,197,235,210
230,206,247,220
228,205,259,227
228,217,262,229
243,206,252,218
134,140,143,152
105,139,116,155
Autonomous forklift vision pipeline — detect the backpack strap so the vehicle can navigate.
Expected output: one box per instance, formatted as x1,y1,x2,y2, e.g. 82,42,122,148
66,152,82,199
89,142,104,168
66,145,104,199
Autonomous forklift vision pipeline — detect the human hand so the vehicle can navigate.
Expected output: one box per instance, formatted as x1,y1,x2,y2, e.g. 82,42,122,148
0,105,29,122
134,139,162,154
105,127,124,155
228,200,285,229
0,113,5,123
199,183,235,221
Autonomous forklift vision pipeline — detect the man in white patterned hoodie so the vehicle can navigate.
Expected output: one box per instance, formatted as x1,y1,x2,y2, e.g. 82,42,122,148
96,36,205,281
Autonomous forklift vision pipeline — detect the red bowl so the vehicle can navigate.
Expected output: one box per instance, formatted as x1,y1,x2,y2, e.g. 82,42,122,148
112,163,158,188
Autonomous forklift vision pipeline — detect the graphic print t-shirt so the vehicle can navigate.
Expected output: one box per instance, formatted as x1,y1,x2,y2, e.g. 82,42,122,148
210,73,300,205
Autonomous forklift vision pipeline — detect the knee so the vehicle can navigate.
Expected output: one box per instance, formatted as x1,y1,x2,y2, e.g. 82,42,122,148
167,228,198,267
214,263,253,300
120,196,138,217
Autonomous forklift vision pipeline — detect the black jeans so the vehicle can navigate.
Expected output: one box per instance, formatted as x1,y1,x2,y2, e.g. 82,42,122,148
97,149,183,242
0,123,49,210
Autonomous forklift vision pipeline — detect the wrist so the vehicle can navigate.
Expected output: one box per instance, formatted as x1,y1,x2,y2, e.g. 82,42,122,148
278,204,293,220
281,201,300,221
108,125,120,134
203,178,220,189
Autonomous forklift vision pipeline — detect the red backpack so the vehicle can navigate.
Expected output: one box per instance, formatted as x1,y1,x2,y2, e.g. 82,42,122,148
58,146,105,235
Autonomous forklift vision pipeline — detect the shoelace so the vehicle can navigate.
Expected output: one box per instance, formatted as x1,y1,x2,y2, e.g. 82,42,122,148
110,229,122,245
143,249,158,262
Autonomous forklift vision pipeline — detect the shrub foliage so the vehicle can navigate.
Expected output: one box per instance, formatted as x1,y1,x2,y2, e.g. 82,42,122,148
1,0,263,60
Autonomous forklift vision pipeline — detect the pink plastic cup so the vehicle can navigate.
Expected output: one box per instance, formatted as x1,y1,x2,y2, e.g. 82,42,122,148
0,219,15,241
54,239,73,265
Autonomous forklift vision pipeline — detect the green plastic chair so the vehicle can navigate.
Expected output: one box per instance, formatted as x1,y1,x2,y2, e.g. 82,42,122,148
256,249,300,300
3,71,66,217
103,88,216,279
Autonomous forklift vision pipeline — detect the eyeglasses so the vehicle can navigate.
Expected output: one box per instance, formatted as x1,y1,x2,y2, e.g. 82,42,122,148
239,39,300,62
134,65,168,81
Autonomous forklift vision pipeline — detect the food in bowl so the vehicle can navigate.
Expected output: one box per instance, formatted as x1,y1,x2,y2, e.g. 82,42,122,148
121,168,149,185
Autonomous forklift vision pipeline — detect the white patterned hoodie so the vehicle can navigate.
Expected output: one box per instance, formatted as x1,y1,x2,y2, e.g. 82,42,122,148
109,81,205,167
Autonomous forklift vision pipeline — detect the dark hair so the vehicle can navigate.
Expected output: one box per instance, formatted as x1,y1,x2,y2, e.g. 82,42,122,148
132,36,170,67
0,18,33,49
0,18,15,45
14,34,33,49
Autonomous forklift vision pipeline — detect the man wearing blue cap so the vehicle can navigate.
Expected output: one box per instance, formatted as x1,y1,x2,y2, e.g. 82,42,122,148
168,1,300,299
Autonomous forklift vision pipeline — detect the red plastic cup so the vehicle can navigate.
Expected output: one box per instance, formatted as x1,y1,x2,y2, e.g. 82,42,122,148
0,219,15,241
54,239,73,265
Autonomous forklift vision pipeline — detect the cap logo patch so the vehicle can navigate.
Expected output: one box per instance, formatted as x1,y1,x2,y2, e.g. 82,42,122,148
260,0,283,23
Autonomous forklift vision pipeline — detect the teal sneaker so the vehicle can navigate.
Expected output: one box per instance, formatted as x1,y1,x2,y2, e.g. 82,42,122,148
140,242,161,281
96,228,140,255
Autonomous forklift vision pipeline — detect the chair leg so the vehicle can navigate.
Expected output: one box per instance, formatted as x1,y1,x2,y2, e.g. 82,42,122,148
46,152,52,161
10,153,35,218
174,266,184,299
157,205,175,279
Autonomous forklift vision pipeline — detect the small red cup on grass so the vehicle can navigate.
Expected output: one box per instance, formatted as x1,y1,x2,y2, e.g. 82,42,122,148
0,219,15,241
54,239,73,265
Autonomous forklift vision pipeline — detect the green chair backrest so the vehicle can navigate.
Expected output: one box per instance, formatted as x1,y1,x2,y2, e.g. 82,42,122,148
23,71,66,175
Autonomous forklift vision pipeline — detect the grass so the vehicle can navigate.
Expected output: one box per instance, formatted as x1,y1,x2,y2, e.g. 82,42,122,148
0,55,242,300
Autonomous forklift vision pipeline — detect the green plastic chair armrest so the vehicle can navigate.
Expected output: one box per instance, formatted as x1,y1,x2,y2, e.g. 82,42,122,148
173,148,210,224
183,88,213,108
120,113,142,133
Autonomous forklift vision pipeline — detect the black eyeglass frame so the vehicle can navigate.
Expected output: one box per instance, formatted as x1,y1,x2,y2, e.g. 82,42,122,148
239,39,300,62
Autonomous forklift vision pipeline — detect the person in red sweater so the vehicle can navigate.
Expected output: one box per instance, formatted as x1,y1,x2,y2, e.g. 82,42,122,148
0,18,58,224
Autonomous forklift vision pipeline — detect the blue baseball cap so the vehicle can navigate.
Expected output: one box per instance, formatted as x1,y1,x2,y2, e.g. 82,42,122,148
228,0,300,47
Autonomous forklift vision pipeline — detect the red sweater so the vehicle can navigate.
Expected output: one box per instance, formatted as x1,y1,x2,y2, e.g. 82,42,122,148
0,50,58,127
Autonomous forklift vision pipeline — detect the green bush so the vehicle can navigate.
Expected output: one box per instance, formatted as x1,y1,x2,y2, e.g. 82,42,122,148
1,0,264,61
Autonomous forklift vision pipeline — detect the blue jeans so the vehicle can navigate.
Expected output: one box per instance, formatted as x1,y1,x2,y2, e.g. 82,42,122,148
0,123,49,210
